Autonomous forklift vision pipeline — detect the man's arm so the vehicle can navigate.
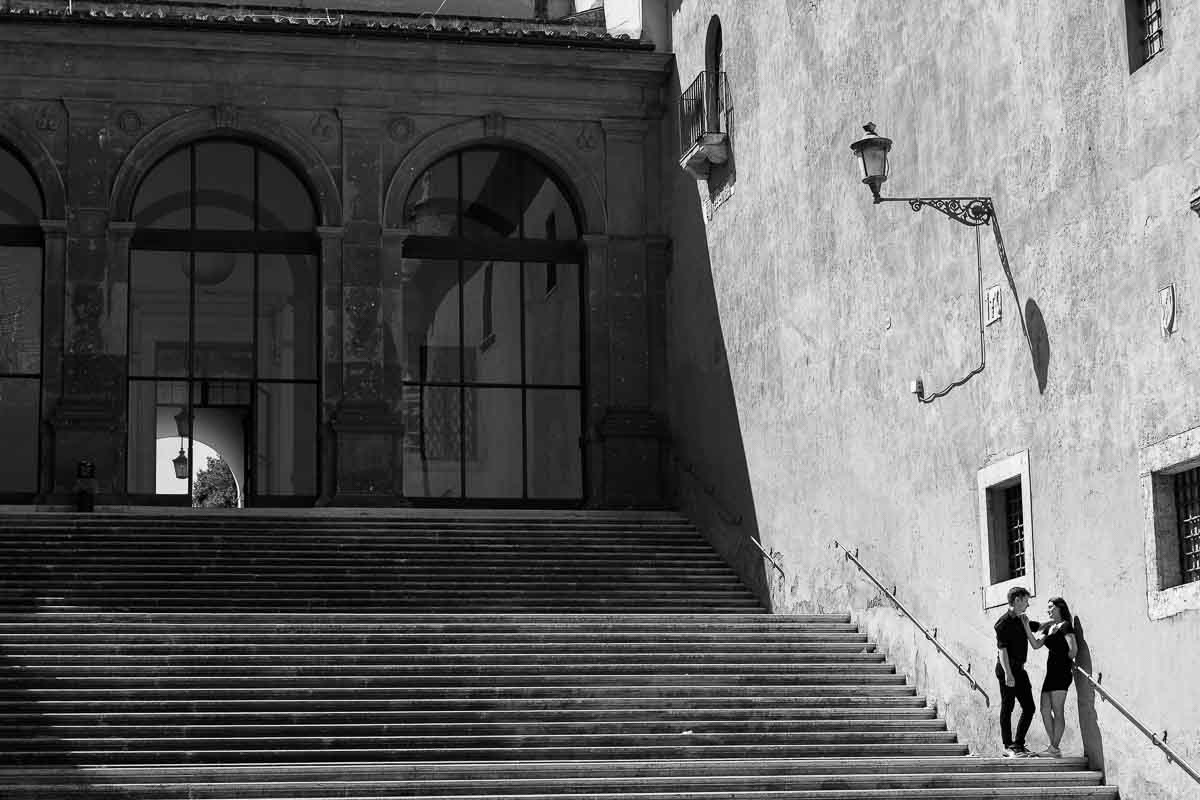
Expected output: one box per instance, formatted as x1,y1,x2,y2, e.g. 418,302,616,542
998,647,1015,687
1020,613,1045,648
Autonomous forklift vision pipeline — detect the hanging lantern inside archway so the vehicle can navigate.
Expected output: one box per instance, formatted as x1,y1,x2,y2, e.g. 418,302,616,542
172,447,189,480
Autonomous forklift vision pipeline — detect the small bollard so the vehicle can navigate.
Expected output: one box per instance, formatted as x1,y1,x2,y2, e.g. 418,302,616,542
75,459,97,513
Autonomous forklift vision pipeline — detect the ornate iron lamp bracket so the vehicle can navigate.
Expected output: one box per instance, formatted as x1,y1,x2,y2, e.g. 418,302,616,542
880,196,994,227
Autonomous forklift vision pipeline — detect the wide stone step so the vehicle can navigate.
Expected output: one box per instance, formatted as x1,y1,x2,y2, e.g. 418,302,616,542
0,717,952,736
0,695,933,712
0,706,939,724
4,653,890,668
0,771,1112,799
0,672,910,688
0,757,1098,781
0,740,971,764
0,685,921,702
0,618,852,634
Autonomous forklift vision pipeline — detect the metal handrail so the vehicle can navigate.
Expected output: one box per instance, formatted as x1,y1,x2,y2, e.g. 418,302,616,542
834,540,991,706
1073,665,1200,785
678,71,730,155
668,448,784,578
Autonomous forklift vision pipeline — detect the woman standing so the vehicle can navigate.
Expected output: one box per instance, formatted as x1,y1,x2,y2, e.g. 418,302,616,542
1033,596,1078,757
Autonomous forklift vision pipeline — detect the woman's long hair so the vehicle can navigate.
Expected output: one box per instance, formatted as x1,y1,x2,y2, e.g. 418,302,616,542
1049,596,1072,629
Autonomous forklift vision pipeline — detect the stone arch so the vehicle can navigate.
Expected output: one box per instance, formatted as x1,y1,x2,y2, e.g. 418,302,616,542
385,117,606,236
110,106,341,227
0,114,66,219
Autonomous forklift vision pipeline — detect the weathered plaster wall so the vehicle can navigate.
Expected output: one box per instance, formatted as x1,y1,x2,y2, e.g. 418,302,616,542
665,1,1200,798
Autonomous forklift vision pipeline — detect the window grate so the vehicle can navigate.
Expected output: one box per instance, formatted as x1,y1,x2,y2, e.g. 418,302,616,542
1005,485,1026,578
1143,0,1163,62
1175,466,1200,585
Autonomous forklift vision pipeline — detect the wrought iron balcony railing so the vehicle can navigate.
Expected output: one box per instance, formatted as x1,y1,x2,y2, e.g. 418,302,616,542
678,71,732,177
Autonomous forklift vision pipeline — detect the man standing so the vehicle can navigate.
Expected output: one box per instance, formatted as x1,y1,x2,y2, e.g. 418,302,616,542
995,586,1039,757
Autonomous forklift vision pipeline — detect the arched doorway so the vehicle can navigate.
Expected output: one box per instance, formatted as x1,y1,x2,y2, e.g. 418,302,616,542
125,138,320,505
0,145,44,499
385,146,585,501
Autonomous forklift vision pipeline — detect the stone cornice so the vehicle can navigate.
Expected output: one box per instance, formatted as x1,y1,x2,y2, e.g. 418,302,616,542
0,15,671,82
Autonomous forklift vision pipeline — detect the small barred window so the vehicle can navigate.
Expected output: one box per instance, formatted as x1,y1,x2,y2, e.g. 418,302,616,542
1174,466,1200,585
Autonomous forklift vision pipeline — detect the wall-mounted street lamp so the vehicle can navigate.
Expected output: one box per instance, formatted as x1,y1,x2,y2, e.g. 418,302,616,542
849,122,1015,403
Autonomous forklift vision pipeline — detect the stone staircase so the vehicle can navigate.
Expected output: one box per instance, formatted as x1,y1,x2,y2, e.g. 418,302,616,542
0,510,1117,798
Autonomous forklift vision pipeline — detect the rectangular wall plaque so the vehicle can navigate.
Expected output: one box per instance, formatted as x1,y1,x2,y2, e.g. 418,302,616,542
985,285,1003,326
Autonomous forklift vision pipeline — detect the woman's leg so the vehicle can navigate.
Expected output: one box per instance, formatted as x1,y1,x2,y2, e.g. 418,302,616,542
1040,691,1054,741
1048,690,1068,747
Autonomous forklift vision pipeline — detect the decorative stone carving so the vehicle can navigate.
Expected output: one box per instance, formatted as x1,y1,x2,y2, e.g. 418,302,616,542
388,116,414,143
576,125,597,151
344,287,381,358
212,103,239,129
117,109,143,135
311,112,337,141
34,104,62,133
483,111,506,138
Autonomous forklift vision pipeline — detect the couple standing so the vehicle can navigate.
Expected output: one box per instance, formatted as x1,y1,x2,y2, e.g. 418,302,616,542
994,586,1077,758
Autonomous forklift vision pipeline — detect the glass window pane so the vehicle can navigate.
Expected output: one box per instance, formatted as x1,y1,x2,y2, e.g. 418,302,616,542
403,385,462,499
126,379,189,496
258,150,316,231
522,161,578,240
258,254,318,380
526,389,582,500
388,258,461,383
254,382,317,496
195,141,255,231
0,149,41,225
397,154,458,235
194,253,254,378
465,387,522,498
461,150,521,239
0,246,42,374
0,377,39,492
463,261,521,384
129,251,190,377
133,147,189,229
525,261,581,385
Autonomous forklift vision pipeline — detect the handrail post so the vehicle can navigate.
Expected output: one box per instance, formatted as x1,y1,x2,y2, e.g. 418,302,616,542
834,540,991,707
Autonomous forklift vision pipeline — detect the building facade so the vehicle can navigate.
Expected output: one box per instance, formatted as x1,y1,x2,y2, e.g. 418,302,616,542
0,0,672,507
665,2,1200,799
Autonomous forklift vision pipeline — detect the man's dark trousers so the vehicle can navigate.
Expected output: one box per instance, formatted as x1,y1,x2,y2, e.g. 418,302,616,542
996,666,1036,748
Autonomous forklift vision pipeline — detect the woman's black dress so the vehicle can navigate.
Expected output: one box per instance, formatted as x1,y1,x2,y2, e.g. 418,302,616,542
1041,621,1075,693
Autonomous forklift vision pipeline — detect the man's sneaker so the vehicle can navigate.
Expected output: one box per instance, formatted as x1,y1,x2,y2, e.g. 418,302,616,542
1011,746,1034,758
1002,747,1019,758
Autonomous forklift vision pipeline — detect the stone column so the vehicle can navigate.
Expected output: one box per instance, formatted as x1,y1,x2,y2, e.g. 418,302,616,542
52,99,125,497
331,111,404,504
583,233,610,506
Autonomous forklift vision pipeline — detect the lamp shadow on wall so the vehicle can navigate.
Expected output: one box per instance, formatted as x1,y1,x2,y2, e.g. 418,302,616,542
993,218,1051,394
1071,616,1107,771
663,74,772,608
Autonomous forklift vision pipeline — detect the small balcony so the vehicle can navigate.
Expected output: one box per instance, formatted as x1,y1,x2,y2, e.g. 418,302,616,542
678,71,732,179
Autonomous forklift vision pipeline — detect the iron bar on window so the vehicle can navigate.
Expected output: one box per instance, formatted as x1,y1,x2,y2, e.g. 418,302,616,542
1175,466,1200,584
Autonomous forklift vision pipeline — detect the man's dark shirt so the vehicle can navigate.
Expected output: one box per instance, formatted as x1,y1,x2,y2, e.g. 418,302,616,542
994,613,1039,669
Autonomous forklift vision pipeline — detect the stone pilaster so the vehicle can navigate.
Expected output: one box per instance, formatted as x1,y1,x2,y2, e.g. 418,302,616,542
332,111,404,504
587,119,667,507
37,219,68,500
53,99,125,496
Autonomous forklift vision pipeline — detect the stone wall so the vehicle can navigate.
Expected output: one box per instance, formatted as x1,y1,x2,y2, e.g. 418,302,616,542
664,2,1200,798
